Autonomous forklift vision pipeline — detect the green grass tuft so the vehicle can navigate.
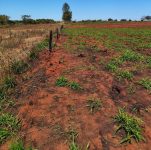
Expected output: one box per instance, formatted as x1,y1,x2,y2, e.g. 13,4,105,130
0,113,20,143
117,70,133,80
3,76,16,89
139,78,151,90
68,81,82,90
114,108,144,144
55,76,69,87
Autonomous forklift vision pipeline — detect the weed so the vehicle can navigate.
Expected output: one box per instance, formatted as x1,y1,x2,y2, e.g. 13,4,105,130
9,140,24,150
0,113,20,143
3,76,16,89
106,63,118,72
55,76,69,87
11,60,29,74
114,108,144,144
29,51,38,60
117,70,133,80
68,81,82,90
121,50,144,62
87,98,102,113
139,78,151,90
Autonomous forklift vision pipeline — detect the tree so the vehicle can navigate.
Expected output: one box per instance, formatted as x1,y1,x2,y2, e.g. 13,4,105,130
21,15,32,24
62,3,72,22
0,15,9,24
141,16,151,21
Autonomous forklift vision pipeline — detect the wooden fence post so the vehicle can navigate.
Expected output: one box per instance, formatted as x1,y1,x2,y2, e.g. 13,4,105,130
56,28,60,40
49,30,53,52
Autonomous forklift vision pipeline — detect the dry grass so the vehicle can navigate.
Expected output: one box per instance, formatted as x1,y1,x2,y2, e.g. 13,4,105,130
0,23,60,81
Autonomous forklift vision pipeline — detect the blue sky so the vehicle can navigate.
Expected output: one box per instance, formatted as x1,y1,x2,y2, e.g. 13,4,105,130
0,0,151,21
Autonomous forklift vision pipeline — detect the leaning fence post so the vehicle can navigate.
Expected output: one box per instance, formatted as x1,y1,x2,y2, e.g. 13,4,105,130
49,30,53,52
56,28,60,40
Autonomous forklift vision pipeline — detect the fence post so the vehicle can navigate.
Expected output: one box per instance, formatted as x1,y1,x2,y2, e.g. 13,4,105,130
49,30,53,52
56,28,60,40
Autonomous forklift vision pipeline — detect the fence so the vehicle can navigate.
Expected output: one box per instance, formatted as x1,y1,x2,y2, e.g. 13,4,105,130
49,25,64,52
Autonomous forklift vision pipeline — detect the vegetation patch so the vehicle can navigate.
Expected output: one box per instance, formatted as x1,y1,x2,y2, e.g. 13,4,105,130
55,76,69,87
139,78,151,90
0,113,20,143
3,76,16,89
87,98,102,114
114,108,144,144
68,81,82,91
11,60,29,74
116,70,133,80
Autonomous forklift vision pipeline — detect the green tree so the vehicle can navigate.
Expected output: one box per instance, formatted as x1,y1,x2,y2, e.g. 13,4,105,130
0,15,9,24
62,3,72,22
21,15,32,24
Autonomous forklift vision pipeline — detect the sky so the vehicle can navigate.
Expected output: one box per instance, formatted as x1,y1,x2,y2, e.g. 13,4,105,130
0,0,151,21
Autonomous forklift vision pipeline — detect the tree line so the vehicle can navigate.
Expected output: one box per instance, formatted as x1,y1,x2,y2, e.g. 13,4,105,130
0,2,151,25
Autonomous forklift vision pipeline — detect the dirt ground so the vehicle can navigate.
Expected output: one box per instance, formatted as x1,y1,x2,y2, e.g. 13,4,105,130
1,22,151,150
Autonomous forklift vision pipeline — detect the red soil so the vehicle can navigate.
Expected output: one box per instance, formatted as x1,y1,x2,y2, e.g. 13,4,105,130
68,22,151,29
1,26,151,149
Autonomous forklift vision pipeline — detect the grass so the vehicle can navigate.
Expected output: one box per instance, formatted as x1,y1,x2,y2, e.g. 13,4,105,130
3,76,16,89
121,50,144,62
55,76,69,87
11,60,29,74
114,108,144,144
139,78,151,90
68,81,82,90
87,98,102,113
56,76,82,91
116,70,133,80
68,129,89,150
0,113,20,143
9,140,24,150
106,63,118,72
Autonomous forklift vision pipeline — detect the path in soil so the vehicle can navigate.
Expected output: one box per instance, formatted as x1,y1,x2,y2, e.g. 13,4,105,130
1,35,151,150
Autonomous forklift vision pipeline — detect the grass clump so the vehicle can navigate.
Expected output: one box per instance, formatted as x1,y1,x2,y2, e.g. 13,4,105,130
55,76,69,87
0,113,20,143
68,81,82,91
68,129,89,150
11,60,29,74
116,70,133,80
29,51,38,60
3,76,16,89
114,108,144,144
106,63,118,72
139,78,151,90
0,88,5,100
87,98,102,114
121,50,144,62
9,140,24,150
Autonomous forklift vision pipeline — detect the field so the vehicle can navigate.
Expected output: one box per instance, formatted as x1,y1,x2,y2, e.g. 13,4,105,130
0,22,151,150
0,24,60,80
